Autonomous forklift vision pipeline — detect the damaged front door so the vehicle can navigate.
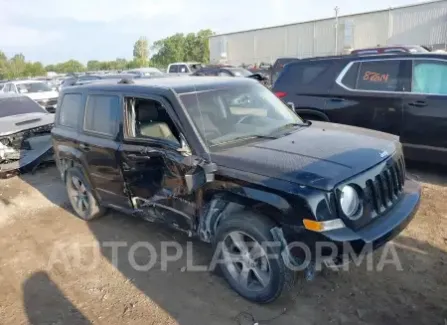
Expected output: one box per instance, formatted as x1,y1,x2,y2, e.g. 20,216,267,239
118,96,204,233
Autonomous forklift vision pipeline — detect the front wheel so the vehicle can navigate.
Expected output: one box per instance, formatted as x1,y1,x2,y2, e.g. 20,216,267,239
213,211,294,303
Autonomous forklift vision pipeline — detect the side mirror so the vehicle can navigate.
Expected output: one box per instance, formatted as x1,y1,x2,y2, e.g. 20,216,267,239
183,159,218,194
177,134,191,156
287,102,295,111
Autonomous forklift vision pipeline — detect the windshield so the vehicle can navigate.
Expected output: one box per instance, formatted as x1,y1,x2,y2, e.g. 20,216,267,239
179,82,303,151
0,96,46,118
227,68,253,77
16,82,52,93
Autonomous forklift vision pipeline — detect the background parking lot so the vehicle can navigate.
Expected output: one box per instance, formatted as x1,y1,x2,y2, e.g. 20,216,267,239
0,164,446,325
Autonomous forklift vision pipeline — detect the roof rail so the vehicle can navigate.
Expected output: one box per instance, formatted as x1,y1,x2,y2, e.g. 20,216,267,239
118,78,134,84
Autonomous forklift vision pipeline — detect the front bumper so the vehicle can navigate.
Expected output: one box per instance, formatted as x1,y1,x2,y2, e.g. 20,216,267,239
285,178,421,262
0,134,54,177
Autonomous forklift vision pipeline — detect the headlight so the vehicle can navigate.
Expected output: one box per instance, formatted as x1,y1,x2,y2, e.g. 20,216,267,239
339,185,361,219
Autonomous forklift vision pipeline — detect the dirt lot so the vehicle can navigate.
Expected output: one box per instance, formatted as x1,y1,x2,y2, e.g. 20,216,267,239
0,163,446,325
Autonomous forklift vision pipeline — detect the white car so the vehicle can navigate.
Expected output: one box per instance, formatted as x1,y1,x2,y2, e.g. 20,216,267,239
166,62,203,75
1,80,59,113
124,68,164,77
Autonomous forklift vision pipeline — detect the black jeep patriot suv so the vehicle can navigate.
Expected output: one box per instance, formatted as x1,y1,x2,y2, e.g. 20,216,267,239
51,77,421,303
273,52,447,165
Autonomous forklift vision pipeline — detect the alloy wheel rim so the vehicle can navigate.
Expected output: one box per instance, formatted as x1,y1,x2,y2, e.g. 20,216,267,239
222,231,272,291
67,176,89,216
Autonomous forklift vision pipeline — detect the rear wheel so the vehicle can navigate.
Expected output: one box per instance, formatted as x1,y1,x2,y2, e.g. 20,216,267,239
65,167,106,221
213,211,294,303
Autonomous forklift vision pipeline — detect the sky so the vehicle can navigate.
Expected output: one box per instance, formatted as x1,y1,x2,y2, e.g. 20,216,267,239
0,0,429,64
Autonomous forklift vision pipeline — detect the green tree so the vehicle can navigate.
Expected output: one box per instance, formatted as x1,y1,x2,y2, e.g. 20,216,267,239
115,58,127,71
7,54,27,78
126,59,141,69
195,29,214,63
0,51,8,79
45,64,57,72
133,37,149,67
151,33,185,67
57,60,85,73
23,62,46,77
87,60,101,71
151,29,214,67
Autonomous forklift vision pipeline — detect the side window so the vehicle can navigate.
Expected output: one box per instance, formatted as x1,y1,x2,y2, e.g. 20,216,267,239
340,62,360,89
179,65,188,73
3,84,10,92
84,95,120,136
126,98,180,145
169,65,178,73
412,60,447,95
218,70,232,77
59,93,83,128
356,60,402,92
284,62,330,86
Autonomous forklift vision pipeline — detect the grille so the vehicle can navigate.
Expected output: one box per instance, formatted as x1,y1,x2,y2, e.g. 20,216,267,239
365,156,406,215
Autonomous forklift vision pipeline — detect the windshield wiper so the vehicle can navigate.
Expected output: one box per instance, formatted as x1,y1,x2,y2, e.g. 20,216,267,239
215,134,278,146
269,122,308,135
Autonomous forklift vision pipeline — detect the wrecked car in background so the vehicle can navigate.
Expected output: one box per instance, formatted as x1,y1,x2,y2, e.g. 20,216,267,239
0,94,54,177
1,80,59,113
192,65,270,86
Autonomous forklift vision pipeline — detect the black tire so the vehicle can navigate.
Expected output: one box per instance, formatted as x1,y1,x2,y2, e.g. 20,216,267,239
65,167,106,221
213,211,295,303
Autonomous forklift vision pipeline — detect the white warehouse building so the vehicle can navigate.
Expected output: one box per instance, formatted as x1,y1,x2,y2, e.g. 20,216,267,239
209,0,447,65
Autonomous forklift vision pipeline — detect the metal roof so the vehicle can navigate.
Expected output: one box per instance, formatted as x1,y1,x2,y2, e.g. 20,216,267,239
66,76,259,94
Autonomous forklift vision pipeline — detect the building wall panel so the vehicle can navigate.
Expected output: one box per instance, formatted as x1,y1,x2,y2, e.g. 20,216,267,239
209,0,447,65
283,22,315,57
389,1,447,45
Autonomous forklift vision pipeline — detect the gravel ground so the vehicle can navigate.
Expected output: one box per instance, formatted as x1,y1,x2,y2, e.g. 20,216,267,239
0,163,446,325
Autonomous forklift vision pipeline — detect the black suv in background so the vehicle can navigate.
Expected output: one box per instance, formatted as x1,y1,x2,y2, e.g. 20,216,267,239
51,77,420,303
273,53,447,165
271,57,300,85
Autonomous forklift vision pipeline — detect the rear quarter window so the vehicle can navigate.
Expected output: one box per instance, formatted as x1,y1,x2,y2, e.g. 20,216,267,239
83,95,120,136
59,93,83,128
356,60,401,91
275,61,330,88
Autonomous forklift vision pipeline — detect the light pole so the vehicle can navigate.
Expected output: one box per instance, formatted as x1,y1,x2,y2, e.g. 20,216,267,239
334,6,340,55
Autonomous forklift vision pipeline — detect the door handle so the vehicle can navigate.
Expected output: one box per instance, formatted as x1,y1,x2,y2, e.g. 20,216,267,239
79,143,90,151
127,154,151,160
408,100,427,107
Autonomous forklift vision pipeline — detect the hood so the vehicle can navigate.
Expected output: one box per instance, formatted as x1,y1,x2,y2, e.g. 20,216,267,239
211,121,399,191
25,91,58,101
0,112,54,136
